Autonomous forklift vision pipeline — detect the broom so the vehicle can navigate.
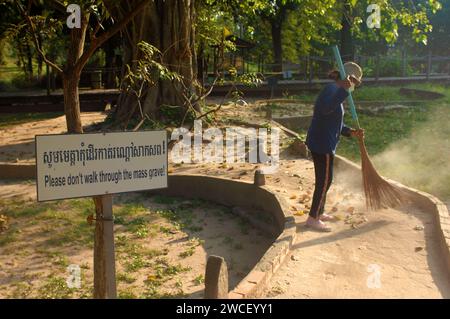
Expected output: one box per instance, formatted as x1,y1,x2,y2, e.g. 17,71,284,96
332,45,406,210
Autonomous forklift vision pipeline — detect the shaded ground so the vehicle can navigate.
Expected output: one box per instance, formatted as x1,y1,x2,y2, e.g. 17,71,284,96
0,112,107,164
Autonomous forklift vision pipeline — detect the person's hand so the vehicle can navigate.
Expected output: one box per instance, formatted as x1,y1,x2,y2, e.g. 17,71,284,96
350,128,365,139
336,76,353,90
336,75,361,90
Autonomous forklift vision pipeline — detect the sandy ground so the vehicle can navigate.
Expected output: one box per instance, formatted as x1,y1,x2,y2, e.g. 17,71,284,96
0,189,272,298
1,112,450,298
0,112,107,164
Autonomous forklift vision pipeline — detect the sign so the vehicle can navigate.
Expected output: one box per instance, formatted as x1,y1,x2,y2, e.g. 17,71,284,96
35,131,168,201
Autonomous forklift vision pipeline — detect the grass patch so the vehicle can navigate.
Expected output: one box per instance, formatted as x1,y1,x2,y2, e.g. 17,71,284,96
146,248,169,259
118,288,138,299
37,275,75,299
124,254,148,273
337,105,430,161
0,229,18,247
194,274,205,286
179,246,196,258
115,203,148,217
117,273,137,284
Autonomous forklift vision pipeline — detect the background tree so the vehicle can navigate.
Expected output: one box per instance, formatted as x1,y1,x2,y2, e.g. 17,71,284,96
112,0,198,127
13,0,150,133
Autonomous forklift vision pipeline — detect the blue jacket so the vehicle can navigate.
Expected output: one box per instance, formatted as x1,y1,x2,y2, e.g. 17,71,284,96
306,83,352,154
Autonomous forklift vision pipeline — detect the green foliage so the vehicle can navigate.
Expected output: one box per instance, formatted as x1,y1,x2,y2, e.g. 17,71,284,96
194,274,205,285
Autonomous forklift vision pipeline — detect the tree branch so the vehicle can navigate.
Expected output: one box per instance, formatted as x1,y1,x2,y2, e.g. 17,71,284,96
15,0,63,74
75,0,151,73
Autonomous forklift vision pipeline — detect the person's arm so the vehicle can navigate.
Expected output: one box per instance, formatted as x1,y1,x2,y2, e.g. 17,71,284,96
317,83,349,115
342,127,365,138
341,125,353,137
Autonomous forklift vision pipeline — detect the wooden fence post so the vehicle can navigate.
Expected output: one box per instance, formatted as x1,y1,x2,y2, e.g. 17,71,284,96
427,51,432,80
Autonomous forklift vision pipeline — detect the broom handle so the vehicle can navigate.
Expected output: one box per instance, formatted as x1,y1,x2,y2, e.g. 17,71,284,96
331,45,361,129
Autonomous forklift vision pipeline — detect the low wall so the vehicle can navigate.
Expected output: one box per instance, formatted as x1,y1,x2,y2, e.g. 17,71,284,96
0,163,36,179
271,115,312,131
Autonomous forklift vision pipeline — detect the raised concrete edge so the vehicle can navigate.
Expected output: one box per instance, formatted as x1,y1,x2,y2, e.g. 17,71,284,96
0,163,36,179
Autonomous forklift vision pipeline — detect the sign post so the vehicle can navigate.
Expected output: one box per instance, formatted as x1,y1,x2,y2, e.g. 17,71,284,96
93,194,116,298
35,130,168,298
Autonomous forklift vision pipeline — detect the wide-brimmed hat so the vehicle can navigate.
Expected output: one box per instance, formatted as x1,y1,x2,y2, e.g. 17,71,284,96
344,62,363,85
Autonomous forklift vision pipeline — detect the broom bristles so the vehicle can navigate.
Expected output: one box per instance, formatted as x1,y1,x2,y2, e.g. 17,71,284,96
357,136,406,211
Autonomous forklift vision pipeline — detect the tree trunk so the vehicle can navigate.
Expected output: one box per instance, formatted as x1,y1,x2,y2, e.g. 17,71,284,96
114,0,198,126
197,40,205,86
271,21,283,74
62,14,89,134
37,34,43,78
25,42,33,80
63,72,83,133
340,2,354,60
104,35,120,89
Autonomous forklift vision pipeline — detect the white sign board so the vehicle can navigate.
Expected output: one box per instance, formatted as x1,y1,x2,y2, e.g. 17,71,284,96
35,131,168,201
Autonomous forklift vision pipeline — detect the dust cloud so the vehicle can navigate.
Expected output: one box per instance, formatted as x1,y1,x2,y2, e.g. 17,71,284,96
372,106,450,200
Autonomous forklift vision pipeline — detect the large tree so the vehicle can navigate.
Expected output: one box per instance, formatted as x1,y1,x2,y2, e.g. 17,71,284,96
113,0,198,127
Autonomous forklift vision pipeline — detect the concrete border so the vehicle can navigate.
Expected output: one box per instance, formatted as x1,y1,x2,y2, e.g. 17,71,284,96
0,163,36,179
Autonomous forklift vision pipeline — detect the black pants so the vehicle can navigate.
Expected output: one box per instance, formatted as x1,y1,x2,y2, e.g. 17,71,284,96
309,152,334,219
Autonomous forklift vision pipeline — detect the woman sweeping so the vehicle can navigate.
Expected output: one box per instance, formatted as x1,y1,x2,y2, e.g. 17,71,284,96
305,62,364,232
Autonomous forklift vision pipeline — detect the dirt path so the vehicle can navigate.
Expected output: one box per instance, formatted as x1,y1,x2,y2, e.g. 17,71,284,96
0,112,106,164
264,164,450,298
267,204,450,298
